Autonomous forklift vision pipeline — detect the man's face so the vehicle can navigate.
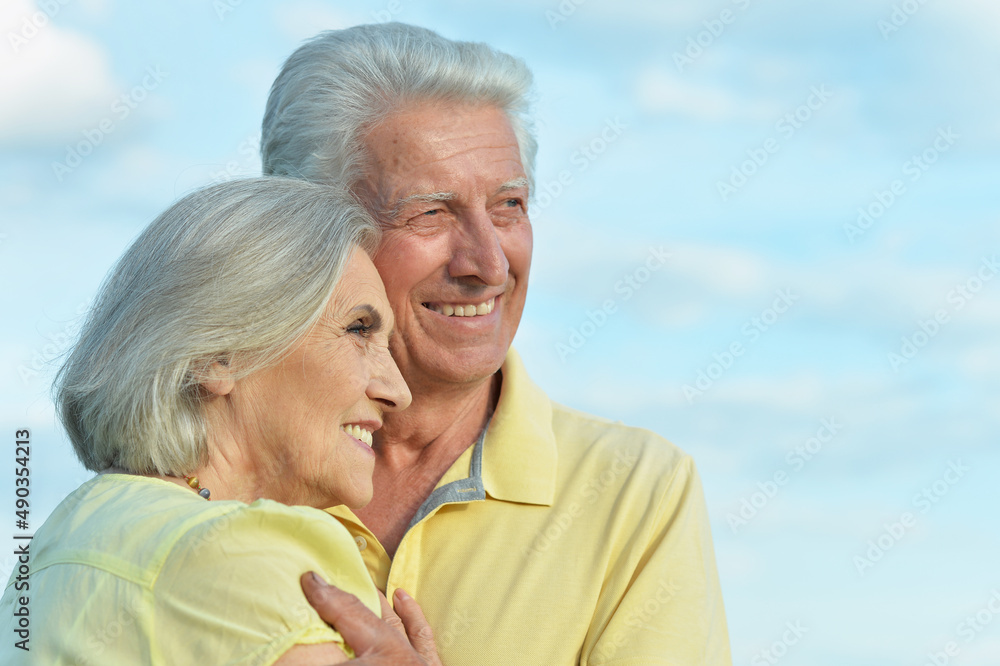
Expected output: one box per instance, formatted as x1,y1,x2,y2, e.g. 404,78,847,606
362,101,532,393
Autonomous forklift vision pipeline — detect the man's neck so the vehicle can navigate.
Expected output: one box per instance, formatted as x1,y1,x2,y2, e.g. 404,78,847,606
354,371,501,557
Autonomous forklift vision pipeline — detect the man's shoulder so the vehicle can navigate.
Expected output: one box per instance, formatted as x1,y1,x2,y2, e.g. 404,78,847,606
548,400,690,474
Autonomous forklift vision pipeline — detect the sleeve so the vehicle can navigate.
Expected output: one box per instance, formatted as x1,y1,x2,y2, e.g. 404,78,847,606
586,455,733,666
150,500,380,665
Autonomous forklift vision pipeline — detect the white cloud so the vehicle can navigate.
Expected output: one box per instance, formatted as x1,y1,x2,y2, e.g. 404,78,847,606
704,374,826,412
617,2,711,25
230,57,280,98
635,66,782,122
948,0,1000,29
0,181,35,207
667,241,770,297
77,0,113,19
275,0,362,43
532,212,770,307
552,0,727,30
958,343,1000,381
637,68,732,120
0,0,118,146
963,637,1000,665
645,235,1000,337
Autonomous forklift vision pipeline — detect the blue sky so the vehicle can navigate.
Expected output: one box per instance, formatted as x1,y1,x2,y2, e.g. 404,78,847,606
2,1,999,663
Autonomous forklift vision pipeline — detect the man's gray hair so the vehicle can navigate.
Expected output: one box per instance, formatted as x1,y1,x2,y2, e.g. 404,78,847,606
56,177,379,476
261,22,537,205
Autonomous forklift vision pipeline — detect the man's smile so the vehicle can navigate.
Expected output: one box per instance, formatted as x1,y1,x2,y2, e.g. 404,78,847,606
422,296,497,317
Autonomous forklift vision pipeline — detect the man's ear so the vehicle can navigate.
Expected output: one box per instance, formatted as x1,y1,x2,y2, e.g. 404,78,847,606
200,359,235,397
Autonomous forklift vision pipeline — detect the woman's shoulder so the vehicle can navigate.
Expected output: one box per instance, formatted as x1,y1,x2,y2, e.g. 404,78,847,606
168,494,360,563
28,474,231,578
12,475,373,664
156,492,378,612
83,476,364,582
32,475,363,593
51,474,347,539
152,495,378,663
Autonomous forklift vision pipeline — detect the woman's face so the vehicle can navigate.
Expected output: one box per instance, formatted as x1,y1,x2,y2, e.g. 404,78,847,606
227,247,410,509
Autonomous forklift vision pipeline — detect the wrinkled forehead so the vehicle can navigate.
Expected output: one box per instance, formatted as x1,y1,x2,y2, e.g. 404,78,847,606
359,100,526,212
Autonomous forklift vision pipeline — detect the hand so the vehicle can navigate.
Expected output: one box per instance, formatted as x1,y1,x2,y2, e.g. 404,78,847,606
300,572,442,666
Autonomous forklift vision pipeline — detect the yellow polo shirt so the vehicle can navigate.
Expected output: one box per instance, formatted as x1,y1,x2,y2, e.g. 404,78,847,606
0,474,379,664
326,349,732,665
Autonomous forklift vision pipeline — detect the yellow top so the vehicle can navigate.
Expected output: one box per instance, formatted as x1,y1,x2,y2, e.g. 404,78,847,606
1,474,379,665
326,348,732,665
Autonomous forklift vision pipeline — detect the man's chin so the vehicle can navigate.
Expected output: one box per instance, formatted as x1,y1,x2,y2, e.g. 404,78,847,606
406,346,507,388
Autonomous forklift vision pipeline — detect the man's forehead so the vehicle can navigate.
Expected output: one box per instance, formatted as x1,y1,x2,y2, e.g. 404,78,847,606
366,103,522,171
361,101,527,216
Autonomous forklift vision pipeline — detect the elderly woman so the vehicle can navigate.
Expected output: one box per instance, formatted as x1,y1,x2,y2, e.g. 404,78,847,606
0,178,435,664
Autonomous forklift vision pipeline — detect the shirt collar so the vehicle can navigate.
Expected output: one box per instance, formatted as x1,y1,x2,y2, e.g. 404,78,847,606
482,348,557,506
328,347,557,530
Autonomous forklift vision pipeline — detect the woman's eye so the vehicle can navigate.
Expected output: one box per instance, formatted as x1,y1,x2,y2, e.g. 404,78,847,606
348,322,373,337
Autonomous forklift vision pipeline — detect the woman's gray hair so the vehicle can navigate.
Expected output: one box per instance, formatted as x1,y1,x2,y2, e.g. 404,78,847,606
55,177,379,476
261,22,537,207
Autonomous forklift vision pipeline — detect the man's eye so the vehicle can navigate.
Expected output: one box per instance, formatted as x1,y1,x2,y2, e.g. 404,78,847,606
406,208,442,224
501,198,527,212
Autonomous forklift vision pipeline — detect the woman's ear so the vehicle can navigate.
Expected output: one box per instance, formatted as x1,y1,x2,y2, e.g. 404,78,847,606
201,359,236,397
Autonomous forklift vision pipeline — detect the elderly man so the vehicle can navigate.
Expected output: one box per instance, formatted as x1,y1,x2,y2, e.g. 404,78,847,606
262,23,731,665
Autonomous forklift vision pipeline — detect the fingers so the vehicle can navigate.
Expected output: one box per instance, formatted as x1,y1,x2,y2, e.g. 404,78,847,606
300,572,384,653
393,588,442,666
376,589,407,637
300,573,441,665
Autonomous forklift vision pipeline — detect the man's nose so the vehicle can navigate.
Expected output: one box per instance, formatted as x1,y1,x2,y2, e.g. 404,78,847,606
448,210,509,286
